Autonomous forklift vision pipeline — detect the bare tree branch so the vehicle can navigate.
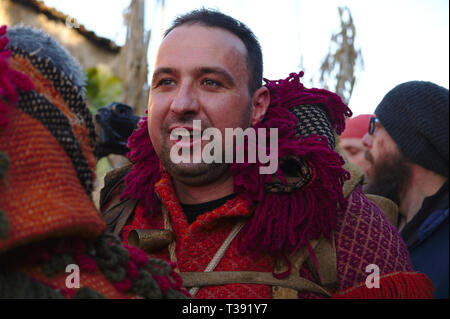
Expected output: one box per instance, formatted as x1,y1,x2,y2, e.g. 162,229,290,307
318,7,364,105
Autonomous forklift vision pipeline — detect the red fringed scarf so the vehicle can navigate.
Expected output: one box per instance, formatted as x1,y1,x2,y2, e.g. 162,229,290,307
333,272,435,299
122,72,351,258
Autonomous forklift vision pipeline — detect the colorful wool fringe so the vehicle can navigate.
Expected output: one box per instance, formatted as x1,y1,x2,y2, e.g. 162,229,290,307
120,114,162,217
233,72,351,257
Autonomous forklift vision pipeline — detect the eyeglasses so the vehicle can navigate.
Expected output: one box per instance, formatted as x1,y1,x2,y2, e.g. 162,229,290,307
368,117,380,135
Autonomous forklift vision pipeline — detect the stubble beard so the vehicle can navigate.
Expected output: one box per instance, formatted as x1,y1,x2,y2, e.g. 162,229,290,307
161,148,230,186
158,106,252,187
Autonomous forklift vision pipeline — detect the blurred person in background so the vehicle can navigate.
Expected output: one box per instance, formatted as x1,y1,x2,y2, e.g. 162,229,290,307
339,114,373,179
362,81,449,298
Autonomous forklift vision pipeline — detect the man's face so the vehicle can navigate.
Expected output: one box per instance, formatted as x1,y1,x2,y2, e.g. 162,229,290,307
362,122,412,204
339,137,372,176
148,24,253,186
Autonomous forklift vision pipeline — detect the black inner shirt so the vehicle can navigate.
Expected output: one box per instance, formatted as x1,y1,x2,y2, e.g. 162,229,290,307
180,193,237,224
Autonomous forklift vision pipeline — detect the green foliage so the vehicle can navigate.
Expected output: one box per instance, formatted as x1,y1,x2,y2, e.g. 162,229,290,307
96,157,113,184
85,65,123,113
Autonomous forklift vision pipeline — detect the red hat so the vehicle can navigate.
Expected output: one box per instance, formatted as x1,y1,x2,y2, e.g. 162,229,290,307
340,114,373,139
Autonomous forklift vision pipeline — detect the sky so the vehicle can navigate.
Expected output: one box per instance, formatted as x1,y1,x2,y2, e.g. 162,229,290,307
42,0,449,116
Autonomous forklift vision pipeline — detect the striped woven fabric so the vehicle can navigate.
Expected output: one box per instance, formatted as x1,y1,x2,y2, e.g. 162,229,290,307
0,37,104,255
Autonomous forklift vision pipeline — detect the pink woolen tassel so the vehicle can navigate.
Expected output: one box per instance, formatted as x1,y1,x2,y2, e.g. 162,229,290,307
121,116,162,217
233,72,351,260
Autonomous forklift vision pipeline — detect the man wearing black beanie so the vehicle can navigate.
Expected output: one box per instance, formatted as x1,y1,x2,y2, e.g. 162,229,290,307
362,81,449,298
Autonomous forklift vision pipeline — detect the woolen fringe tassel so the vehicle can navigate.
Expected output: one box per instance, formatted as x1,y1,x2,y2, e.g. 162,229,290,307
121,115,162,217
332,272,436,299
233,72,351,257
233,135,350,257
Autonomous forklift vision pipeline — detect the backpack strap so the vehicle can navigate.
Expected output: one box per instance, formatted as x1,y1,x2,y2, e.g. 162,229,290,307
176,235,336,298
181,271,331,297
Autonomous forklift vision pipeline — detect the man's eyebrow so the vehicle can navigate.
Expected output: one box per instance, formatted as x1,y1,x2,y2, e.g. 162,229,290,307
151,67,174,83
197,67,236,86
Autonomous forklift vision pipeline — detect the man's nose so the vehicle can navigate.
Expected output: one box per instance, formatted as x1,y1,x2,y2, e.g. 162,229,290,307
170,83,199,115
362,132,373,149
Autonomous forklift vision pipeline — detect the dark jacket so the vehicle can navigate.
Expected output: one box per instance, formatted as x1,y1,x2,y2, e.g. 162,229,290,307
401,181,449,298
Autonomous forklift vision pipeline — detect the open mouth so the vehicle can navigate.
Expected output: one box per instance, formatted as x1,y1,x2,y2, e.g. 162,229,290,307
170,127,194,141
169,127,202,149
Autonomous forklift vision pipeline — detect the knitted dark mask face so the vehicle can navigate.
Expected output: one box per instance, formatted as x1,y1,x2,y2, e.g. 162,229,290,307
0,26,104,254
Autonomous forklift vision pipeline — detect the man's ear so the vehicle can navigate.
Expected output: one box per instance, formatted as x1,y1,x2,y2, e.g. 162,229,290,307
250,86,270,126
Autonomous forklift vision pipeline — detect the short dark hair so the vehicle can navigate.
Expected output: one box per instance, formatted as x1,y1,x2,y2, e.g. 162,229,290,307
164,8,263,95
